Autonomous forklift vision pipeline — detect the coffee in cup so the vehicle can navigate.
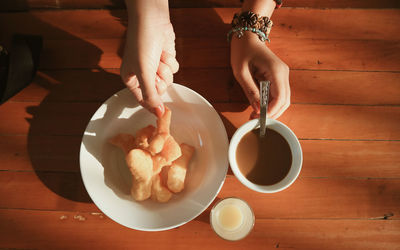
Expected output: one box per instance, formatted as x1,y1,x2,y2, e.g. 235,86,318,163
236,127,292,185
229,119,302,193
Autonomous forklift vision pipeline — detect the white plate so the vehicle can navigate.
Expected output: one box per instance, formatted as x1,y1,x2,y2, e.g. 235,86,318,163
80,84,229,231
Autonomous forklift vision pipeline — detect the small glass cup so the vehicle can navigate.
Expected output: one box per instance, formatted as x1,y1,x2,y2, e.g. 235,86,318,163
210,197,255,241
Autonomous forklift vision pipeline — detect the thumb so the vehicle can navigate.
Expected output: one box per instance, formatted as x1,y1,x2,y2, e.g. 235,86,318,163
234,66,260,114
137,69,165,117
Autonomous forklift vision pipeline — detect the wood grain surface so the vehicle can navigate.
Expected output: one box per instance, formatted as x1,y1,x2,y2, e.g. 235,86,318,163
1,0,400,11
0,209,398,249
0,5,399,250
2,9,400,40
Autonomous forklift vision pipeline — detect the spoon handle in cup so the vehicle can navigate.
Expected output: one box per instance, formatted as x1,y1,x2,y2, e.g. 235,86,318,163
259,80,270,137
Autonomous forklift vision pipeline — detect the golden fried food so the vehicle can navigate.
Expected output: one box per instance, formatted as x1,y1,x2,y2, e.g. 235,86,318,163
108,133,135,154
160,136,181,164
148,133,168,155
148,107,171,154
151,174,172,203
131,179,152,201
167,143,195,193
108,106,195,203
126,149,153,182
134,125,156,150
152,154,168,175
125,149,153,201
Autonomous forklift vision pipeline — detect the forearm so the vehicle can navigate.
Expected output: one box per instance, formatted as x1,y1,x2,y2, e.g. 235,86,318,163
125,0,170,26
241,0,276,17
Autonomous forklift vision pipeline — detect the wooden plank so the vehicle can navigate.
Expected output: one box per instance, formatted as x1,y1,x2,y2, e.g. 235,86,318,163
261,38,400,72
34,38,400,71
9,69,400,105
175,8,400,40
0,101,100,136
0,172,399,218
10,69,231,103
287,71,400,105
170,0,400,8
2,9,400,40
2,136,400,179
0,171,94,211
1,102,400,140
300,140,400,178
0,10,126,41
4,102,99,137
10,69,126,103
0,135,81,172
0,210,399,250
0,0,57,11
57,0,123,9
1,0,399,11
282,0,400,8
178,69,400,105
217,103,400,140
220,176,400,219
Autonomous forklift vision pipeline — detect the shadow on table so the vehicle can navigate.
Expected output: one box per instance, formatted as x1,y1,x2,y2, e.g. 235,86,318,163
193,196,223,225
0,1,124,203
1,2,244,203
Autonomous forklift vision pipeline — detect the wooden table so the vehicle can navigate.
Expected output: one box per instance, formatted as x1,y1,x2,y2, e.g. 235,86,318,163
0,1,399,249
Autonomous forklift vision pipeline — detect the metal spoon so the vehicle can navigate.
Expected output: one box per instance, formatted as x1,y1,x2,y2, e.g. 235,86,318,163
259,80,270,137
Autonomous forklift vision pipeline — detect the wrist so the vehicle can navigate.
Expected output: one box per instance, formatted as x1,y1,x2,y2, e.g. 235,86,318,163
228,10,273,43
241,0,276,17
231,31,261,47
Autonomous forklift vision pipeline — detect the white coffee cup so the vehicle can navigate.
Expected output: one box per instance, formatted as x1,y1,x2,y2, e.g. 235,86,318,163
228,119,303,193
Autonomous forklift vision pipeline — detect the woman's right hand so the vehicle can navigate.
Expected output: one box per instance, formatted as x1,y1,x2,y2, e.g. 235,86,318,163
121,0,179,117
